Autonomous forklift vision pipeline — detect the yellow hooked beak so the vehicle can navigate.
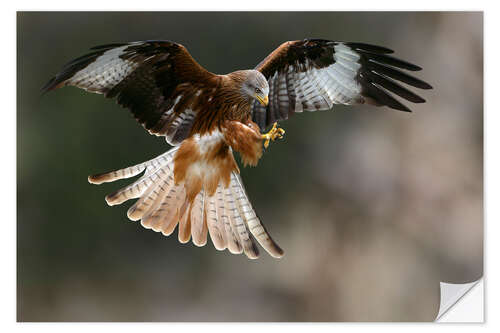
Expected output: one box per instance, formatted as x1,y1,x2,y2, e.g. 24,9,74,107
256,94,269,106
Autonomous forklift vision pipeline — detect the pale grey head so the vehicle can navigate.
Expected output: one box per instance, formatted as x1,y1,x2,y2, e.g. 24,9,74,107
239,70,269,106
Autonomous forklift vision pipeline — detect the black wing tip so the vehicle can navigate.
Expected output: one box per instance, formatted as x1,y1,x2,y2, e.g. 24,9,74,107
413,96,426,103
41,70,73,94
354,46,433,93
40,76,63,94
366,71,429,104
421,82,433,90
362,80,418,113
363,85,427,113
302,39,395,54
345,42,394,54
408,64,423,71
89,40,180,50
359,51,423,71
41,44,112,95
392,103,412,112
300,39,433,92
335,40,431,76
89,42,128,50
382,101,412,112
366,60,433,90
41,77,55,94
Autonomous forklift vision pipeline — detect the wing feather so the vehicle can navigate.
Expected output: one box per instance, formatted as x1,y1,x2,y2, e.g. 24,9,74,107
43,40,217,145
252,39,432,130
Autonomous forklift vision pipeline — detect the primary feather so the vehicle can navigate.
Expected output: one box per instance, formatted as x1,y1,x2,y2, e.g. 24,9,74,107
251,39,432,130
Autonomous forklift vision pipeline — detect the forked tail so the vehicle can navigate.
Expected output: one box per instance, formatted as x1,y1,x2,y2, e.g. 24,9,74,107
88,147,284,259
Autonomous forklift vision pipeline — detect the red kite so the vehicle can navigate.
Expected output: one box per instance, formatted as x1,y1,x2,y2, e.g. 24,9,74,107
43,39,431,259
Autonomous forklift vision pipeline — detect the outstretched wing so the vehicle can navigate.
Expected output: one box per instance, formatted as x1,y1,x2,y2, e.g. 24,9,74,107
43,40,217,145
251,39,432,131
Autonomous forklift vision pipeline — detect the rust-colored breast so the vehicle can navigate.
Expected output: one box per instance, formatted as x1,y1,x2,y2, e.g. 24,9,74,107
189,73,253,138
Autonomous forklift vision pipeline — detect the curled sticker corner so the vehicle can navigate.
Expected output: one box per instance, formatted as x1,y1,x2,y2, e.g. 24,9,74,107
436,279,482,321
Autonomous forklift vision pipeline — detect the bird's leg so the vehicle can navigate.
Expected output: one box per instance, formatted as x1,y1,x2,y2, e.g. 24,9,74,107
261,122,285,148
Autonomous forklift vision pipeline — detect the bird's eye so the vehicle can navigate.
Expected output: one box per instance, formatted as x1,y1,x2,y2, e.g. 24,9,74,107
255,87,261,94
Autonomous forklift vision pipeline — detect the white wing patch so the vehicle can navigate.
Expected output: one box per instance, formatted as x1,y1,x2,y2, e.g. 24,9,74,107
67,45,140,93
251,42,369,128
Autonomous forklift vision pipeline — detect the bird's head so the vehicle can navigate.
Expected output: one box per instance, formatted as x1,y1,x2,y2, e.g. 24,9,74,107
240,70,269,107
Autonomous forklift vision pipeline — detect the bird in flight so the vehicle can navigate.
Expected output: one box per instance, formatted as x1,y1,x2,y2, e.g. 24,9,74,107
43,39,431,259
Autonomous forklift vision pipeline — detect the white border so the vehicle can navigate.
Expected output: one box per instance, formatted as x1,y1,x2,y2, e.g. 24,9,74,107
10,0,491,11
6,0,494,330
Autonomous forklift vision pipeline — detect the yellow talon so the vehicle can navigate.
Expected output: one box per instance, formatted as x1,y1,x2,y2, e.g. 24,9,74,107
261,122,285,148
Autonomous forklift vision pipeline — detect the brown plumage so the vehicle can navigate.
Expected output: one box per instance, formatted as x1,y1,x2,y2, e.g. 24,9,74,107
44,39,431,259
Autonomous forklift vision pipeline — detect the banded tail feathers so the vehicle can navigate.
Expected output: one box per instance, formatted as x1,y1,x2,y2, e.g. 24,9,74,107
88,146,284,259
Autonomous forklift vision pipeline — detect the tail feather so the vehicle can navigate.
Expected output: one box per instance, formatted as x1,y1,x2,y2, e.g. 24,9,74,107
178,201,191,243
227,183,259,259
126,175,166,221
104,165,173,206
139,173,176,231
91,149,178,206
206,195,226,250
231,172,284,258
146,184,185,236
88,149,176,185
191,189,208,247
89,147,284,259
216,185,242,254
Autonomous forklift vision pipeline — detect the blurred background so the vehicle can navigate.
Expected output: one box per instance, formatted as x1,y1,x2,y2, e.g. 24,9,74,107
17,12,483,321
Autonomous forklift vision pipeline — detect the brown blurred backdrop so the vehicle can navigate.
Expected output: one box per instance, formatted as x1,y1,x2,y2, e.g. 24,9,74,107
17,12,483,321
